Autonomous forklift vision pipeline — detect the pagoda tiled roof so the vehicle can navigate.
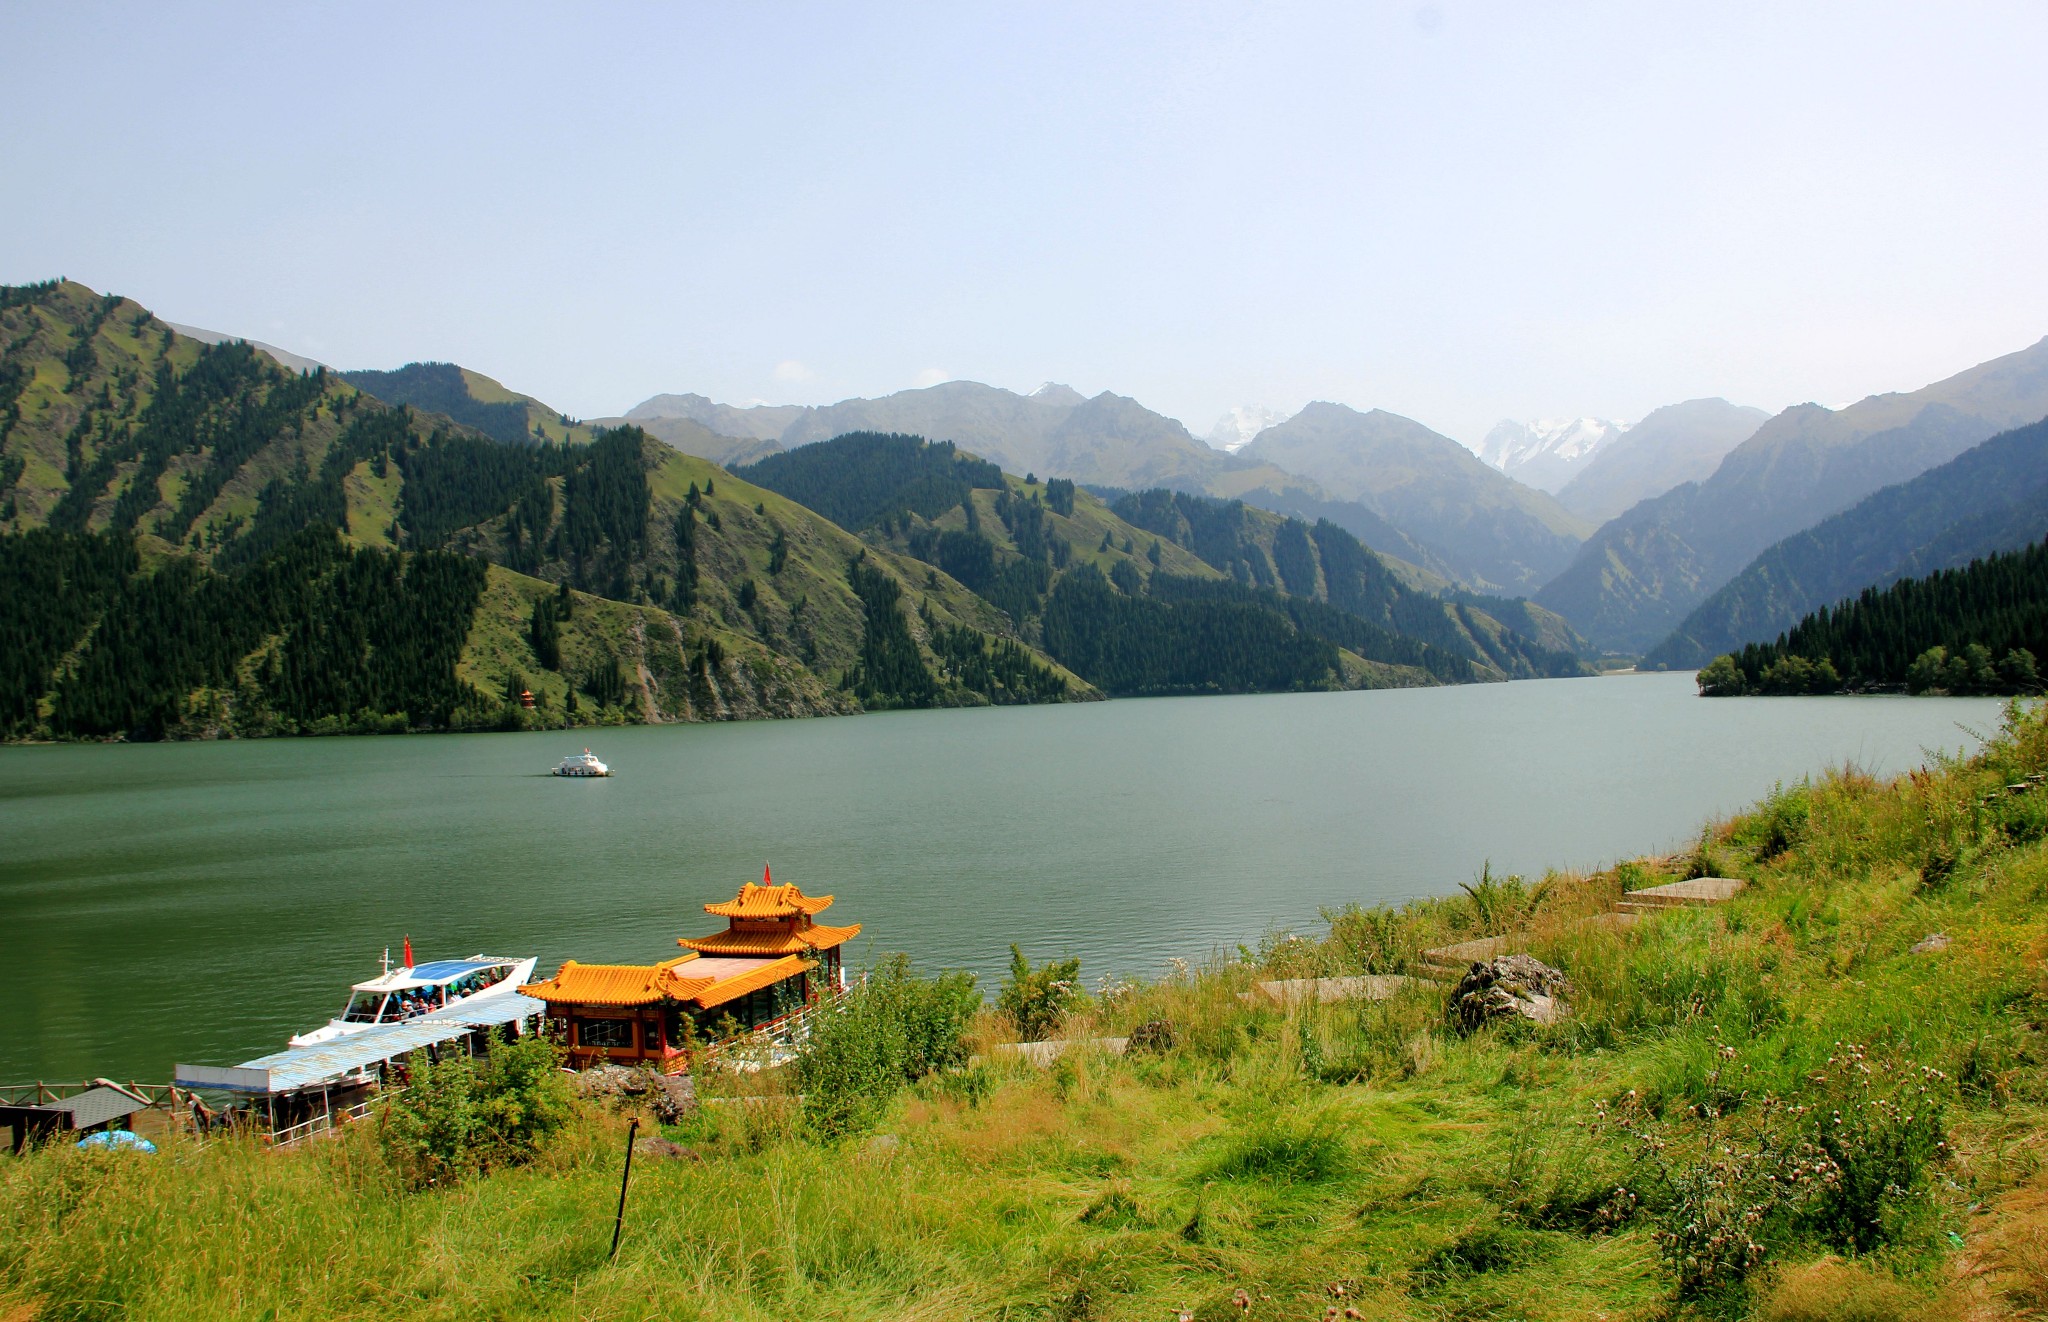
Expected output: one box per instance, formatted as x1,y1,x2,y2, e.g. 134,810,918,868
678,921,862,957
521,952,811,1009
703,880,836,919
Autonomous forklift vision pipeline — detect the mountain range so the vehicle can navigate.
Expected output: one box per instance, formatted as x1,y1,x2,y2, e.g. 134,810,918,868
1538,338,2048,653
0,279,1595,745
1645,415,2048,669
31,278,2048,681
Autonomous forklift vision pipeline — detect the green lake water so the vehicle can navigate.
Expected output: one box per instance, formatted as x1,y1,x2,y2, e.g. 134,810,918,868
0,674,2007,1082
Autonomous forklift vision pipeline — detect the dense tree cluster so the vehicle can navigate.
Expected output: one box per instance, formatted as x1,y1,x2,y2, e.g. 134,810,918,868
557,427,652,595
0,529,135,735
927,622,1067,704
737,432,1004,530
1699,538,2048,696
399,429,570,548
843,554,936,709
19,526,490,738
1041,563,1339,696
1147,574,1475,683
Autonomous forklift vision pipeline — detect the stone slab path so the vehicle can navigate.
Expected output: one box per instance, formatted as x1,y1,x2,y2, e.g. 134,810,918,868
1244,975,1415,1007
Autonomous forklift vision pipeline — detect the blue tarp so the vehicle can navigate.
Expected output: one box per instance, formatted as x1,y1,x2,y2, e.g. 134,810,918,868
406,959,500,981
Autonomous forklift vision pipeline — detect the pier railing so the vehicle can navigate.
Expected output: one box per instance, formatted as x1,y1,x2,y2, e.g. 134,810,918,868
0,1079,196,1134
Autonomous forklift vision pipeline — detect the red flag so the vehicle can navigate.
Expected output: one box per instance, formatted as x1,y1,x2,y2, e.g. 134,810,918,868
403,935,414,966
763,863,772,885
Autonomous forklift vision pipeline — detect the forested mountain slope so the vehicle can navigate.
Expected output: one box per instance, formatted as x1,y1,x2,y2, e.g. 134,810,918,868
1649,417,2048,669
0,281,1088,739
741,435,1588,693
1234,402,1593,591
342,362,600,447
1697,538,2048,697
1538,337,2048,653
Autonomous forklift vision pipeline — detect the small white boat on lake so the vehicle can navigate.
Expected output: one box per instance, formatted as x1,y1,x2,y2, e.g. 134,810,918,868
552,749,609,777
288,954,538,1048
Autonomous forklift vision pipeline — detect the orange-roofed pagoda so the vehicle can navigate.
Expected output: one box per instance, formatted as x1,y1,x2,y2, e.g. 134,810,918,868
520,868,859,1073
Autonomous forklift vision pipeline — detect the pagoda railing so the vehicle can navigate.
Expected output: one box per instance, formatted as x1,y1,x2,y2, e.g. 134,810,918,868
691,989,846,1074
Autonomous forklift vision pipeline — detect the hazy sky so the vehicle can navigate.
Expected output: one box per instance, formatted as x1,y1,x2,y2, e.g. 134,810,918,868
4,3,2044,447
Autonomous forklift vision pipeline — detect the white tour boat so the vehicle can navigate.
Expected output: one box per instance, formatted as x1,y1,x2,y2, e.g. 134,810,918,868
552,749,610,777
288,953,539,1048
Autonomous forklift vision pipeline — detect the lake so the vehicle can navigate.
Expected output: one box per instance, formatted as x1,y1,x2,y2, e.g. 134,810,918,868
0,674,2007,1082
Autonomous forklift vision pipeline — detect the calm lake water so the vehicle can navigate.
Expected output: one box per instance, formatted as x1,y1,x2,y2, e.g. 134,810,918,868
0,674,2006,1082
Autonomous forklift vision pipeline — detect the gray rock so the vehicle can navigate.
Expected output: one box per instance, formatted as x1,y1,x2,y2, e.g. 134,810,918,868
1454,954,1570,1033
572,1065,697,1122
1909,932,1952,954
864,1133,901,1158
1127,1018,1178,1054
633,1135,701,1161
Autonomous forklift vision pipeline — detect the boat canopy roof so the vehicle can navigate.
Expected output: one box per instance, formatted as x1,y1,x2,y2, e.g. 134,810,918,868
177,994,546,1094
351,958,513,992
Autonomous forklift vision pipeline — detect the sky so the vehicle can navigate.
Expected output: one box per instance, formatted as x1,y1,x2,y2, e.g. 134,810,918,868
3,3,2045,449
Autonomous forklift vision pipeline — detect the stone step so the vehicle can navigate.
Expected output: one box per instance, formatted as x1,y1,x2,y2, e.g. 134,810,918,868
1619,877,1746,912
1243,975,1415,1007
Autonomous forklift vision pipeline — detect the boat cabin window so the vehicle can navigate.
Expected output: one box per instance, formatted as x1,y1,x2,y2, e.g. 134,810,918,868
342,992,388,1023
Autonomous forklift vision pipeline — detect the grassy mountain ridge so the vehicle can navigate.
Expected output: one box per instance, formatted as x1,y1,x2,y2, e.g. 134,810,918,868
1650,416,2048,669
1539,337,2048,653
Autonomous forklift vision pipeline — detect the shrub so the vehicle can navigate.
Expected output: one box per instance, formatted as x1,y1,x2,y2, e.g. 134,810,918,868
997,945,1087,1041
378,1030,573,1189
796,954,980,1140
1204,1110,1351,1184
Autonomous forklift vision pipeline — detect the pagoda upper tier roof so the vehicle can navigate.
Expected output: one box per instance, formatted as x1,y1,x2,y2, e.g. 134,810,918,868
678,921,861,957
520,952,809,1011
704,880,836,919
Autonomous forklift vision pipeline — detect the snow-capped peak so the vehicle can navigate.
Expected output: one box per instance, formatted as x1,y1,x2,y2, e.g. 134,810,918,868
1206,405,1290,452
1477,416,1629,489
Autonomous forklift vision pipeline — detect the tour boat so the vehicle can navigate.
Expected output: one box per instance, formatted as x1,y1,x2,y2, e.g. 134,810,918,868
288,953,539,1048
552,749,610,777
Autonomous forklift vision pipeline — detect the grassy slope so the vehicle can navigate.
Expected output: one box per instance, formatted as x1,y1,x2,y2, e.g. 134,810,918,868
14,711,2048,1317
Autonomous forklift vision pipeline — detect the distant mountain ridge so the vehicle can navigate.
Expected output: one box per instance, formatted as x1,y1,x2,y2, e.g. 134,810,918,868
1646,416,2048,668
1554,399,1771,524
1537,337,2048,652
627,380,1221,493
1236,403,1593,592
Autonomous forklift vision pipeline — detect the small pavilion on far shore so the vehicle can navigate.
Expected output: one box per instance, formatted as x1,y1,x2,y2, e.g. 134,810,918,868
520,868,859,1073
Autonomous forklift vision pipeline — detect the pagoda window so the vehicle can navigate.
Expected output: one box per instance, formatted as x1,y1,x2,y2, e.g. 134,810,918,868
577,1018,634,1049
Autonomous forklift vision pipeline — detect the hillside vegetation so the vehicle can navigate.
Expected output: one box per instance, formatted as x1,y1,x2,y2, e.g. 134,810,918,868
1698,538,2048,698
11,704,2048,1318
742,434,1587,696
0,281,1088,739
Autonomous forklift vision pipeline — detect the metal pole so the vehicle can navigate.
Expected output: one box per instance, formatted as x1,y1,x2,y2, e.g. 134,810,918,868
610,1117,639,1259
